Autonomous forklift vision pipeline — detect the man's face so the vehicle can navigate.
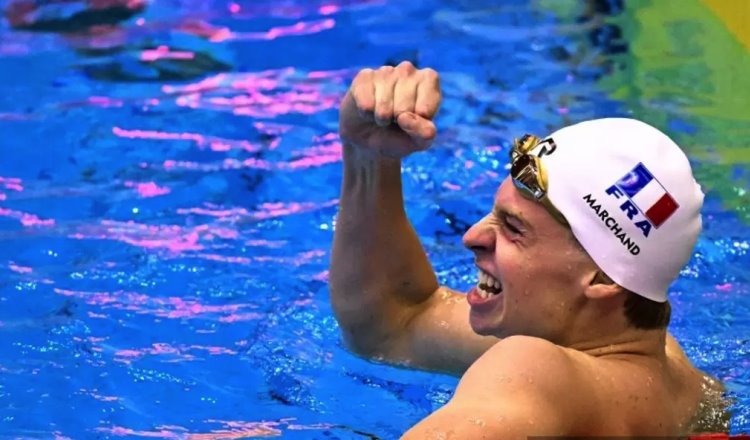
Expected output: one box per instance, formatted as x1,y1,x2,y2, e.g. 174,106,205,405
462,177,595,342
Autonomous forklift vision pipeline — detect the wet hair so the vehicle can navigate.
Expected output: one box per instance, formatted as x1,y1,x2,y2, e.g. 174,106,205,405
570,234,671,329
623,289,671,330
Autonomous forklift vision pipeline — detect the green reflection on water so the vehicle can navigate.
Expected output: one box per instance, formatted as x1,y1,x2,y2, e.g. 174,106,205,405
601,0,750,222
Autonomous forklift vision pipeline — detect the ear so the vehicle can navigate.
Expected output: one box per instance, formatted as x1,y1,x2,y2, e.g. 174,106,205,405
583,271,623,300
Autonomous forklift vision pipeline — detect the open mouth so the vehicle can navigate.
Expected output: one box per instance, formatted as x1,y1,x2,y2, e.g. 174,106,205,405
477,269,503,299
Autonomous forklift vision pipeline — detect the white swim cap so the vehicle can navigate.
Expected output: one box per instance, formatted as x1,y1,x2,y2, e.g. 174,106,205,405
539,118,704,302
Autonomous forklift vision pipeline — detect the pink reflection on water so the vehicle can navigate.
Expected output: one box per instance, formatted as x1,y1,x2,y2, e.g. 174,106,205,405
253,201,337,220
68,217,245,254
319,4,340,15
225,18,335,42
160,142,342,172
189,420,283,439
97,221,203,252
716,283,733,292
0,110,37,120
141,46,195,62
113,343,238,364
79,388,119,402
254,249,325,267
124,181,171,198
114,126,207,146
0,207,55,227
245,239,287,248
163,73,230,94
218,312,263,323
177,206,248,218
253,121,293,136
178,199,337,222
69,220,244,253
160,68,346,121
9,263,32,274
0,176,23,192
87,96,124,108
468,170,501,189
442,182,462,191
54,288,260,322
176,19,233,42
311,270,329,282
96,426,180,439
196,254,250,265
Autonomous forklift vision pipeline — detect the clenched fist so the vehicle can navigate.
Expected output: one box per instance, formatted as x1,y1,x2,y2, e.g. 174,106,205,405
339,62,441,159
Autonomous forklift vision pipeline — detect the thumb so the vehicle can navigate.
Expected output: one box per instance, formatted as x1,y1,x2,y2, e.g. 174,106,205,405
396,112,437,150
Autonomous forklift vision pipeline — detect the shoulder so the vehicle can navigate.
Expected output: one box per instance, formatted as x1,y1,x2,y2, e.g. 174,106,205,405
461,335,581,392
455,336,587,422
401,337,584,439
456,336,596,425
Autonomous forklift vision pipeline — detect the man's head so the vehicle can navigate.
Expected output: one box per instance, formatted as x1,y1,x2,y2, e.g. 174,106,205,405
463,118,704,342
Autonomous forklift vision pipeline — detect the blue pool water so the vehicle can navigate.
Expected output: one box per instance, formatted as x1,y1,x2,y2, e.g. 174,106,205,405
0,0,748,438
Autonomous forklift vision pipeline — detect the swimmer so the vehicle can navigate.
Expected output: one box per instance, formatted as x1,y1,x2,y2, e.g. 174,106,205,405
329,62,728,438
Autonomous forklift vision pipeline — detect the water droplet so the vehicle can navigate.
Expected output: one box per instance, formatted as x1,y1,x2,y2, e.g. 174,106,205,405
470,417,486,427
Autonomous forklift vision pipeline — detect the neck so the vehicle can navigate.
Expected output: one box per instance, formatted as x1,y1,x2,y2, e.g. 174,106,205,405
566,326,667,359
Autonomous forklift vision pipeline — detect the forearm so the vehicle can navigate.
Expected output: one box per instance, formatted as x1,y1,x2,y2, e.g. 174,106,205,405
329,143,439,351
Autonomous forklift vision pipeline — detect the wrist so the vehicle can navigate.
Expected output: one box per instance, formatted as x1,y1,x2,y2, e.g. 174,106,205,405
342,142,402,180
340,142,404,209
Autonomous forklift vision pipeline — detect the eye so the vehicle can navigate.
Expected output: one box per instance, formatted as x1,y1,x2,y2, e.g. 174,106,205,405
501,215,523,236
503,219,522,235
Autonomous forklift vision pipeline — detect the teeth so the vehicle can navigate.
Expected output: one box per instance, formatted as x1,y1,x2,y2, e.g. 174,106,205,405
476,269,502,294
478,286,489,299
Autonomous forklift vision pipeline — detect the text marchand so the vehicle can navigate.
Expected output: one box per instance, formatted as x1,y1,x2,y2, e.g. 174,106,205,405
583,194,640,255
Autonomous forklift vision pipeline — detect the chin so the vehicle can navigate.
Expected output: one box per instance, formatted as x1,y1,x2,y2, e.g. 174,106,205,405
469,314,503,337
470,315,528,340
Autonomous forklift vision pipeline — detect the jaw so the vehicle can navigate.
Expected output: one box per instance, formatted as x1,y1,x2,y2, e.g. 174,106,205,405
468,290,506,336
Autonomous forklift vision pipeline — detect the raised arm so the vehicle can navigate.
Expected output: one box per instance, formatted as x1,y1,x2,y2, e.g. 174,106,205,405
329,62,497,375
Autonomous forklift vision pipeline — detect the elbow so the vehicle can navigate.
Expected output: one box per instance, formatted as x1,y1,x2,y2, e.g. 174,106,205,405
329,295,396,360
330,303,384,359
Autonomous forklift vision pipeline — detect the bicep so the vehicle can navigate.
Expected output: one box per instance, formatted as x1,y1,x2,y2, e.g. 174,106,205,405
388,286,498,376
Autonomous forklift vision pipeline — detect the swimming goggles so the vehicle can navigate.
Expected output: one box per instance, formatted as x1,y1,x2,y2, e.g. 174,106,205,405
510,134,569,225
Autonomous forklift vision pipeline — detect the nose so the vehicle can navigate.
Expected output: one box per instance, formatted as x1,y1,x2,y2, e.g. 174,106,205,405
462,217,495,255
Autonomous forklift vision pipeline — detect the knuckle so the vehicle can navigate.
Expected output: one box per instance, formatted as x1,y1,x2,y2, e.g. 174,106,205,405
420,67,439,81
424,125,437,140
378,65,395,74
352,70,373,89
376,65,395,81
396,61,416,73
354,68,373,81
356,97,374,112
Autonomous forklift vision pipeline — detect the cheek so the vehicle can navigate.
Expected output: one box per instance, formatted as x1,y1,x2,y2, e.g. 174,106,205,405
495,249,537,295
497,246,573,301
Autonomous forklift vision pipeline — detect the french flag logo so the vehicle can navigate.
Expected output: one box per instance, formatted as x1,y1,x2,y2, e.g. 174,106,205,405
615,163,679,228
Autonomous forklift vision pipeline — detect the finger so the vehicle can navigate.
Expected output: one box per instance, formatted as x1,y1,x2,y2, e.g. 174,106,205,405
374,67,396,127
393,62,418,117
351,68,375,120
393,77,417,118
397,112,437,150
415,68,441,119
